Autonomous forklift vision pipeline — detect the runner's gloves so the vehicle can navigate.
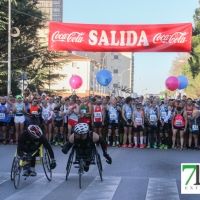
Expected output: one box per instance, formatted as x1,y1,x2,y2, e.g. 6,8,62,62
103,153,112,164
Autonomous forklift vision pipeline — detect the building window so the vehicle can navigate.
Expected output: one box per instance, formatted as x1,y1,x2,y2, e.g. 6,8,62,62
113,83,118,88
114,55,118,59
113,69,118,73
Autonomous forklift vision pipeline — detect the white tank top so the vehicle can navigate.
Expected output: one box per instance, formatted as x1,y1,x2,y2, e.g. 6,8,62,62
68,105,78,122
42,106,51,120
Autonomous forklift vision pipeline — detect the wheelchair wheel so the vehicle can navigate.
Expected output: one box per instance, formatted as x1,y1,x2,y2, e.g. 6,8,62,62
79,159,84,189
42,148,52,181
96,153,103,181
14,160,21,189
66,150,74,180
11,157,17,181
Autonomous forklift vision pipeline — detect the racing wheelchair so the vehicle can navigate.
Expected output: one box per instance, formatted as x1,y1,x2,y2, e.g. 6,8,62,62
10,145,52,189
65,144,103,188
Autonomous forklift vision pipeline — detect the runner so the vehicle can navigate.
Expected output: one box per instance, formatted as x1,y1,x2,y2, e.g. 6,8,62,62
171,106,187,150
0,96,10,144
52,107,64,146
92,96,104,138
121,97,133,148
106,96,121,147
159,98,172,149
188,103,200,150
79,96,92,126
13,95,26,145
146,100,159,149
143,98,151,147
67,97,80,138
41,100,53,143
28,98,41,126
133,103,145,148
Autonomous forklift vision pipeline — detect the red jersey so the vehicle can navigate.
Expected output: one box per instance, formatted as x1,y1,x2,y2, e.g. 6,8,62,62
93,105,103,122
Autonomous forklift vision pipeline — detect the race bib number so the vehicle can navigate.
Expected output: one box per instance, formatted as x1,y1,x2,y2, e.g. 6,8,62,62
126,112,132,119
0,113,5,119
161,112,166,118
175,120,183,127
192,125,199,131
32,111,38,115
94,112,101,118
136,118,142,125
81,110,86,114
150,115,156,122
43,112,49,119
110,113,116,119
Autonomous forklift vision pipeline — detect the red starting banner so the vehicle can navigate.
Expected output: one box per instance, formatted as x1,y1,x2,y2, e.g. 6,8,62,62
48,22,192,52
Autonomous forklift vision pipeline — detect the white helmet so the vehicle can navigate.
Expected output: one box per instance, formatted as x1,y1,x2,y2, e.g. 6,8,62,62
28,125,43,139
73,123,89,135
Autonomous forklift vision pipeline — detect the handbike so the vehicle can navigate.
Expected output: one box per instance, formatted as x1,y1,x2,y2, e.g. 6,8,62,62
11,145,52,189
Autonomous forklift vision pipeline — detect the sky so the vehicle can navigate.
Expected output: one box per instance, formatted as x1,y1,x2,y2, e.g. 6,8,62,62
63,0,199,94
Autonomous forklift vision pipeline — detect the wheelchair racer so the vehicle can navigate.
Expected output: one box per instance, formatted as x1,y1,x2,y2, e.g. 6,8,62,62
17,125,56,176
62,123,112,172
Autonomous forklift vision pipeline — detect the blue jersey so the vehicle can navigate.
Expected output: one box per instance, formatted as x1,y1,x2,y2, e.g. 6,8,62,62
160,105,168,121
108,105,119,123
15,102,24,115
134,111,143,126
123,104,132,120
148,107,158,126
0,103,10,123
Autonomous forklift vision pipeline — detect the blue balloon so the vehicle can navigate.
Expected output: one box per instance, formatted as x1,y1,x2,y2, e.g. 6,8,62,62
96,69,112,86
177,75,188,90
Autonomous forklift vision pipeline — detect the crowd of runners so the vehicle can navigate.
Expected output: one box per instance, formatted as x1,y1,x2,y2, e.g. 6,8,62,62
0,90,200,150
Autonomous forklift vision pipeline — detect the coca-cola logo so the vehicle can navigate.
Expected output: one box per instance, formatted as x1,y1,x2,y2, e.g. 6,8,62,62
153,32,188,44
52,31,85,42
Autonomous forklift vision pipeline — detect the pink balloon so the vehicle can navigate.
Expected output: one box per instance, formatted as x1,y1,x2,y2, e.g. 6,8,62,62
69,75,83,89
165,76,179,91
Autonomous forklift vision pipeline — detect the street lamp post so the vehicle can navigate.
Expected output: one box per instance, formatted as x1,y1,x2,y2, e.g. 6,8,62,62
101,52,111,95
120,69,131,86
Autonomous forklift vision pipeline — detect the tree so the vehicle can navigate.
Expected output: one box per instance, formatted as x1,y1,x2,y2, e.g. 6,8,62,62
188,0,200,77
0,0,67,95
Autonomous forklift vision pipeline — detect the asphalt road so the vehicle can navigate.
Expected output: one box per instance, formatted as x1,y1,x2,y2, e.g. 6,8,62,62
0,144,200,200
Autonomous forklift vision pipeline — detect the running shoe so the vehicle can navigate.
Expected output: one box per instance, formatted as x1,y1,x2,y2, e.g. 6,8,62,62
133,144,138,149
193,147,198,150
3,140,7,145
143,144,147,148
128,144,132,148
59,142,64,146
112,142,116,147
153,144,158,149
55,142,59,146
140,144,144,149
122,144,127,148
172,145,176,149
116,143,120,147
179,146,183,151
187,146,192,150
164,145,168,150
146,145,151,149
159,144,165,149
